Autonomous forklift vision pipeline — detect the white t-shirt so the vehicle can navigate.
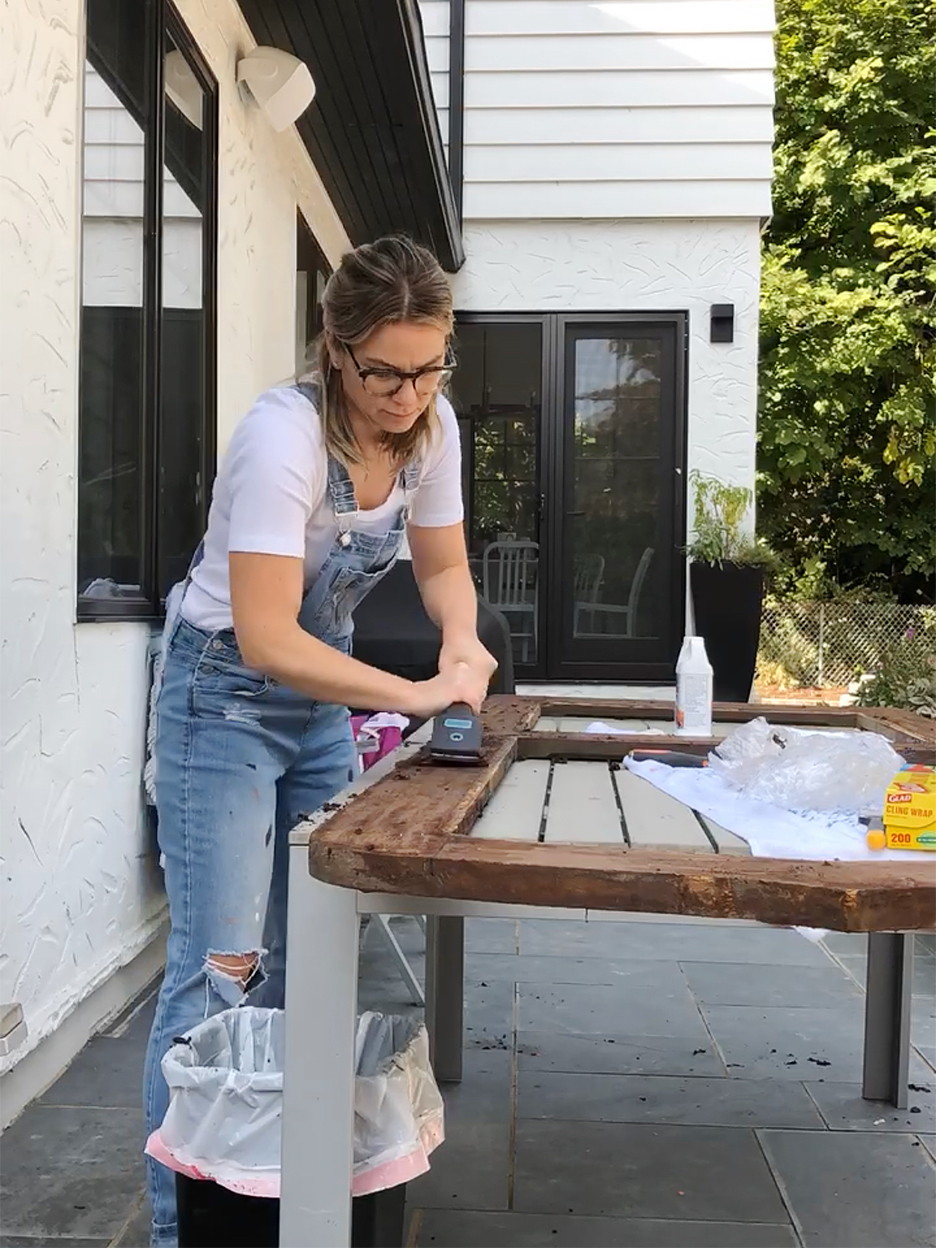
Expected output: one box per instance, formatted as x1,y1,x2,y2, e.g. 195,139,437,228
182,385,463,631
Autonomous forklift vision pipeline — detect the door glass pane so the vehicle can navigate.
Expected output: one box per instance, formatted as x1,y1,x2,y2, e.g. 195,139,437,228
569,336,663,642
77,0,150,601
158,30,207,598
452,323,541,666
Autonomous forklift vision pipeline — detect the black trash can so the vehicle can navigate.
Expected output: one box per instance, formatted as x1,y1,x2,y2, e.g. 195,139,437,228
176,1174,407,1248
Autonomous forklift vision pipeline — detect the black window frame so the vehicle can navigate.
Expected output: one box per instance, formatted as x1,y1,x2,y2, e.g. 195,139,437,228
77,0,218,622
454,311,688,683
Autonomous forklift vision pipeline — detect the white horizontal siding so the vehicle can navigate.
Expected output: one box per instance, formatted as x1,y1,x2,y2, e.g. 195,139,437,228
462,1,775,35
464,33,775,71
464,70,773,109
420,0,450,160
418,0,775,221
463,179,769,218
464,142,773,182
464,105,774,145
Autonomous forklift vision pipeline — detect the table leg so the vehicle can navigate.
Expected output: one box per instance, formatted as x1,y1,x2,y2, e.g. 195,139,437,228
862,932,912,1109
281,848,359,1248
425,914,464,1084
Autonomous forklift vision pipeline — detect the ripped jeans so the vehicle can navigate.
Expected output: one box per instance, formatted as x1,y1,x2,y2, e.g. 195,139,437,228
143,616,357,1246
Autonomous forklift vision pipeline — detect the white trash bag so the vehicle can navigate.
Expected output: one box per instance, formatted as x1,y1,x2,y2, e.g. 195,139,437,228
145,1007,444,1199
708,717,905,814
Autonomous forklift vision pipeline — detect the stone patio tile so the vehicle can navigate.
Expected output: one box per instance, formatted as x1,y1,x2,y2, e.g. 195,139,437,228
804,1080,936,1133
519,920,830,965
518,981,708,1042
513,1120,788,1222
438,1049,513,1124
405,1118,510,1212
0,1240,110,1247
38,1034,147,1112
405,1046,513,1213
467,954,689,990
701,1002,933,1083
679,961,862,1008
413,1208,797,1247
0,1105,145,1240
463,979,515,1052
517,1029,726,1077
760,1128,936,1247
919,1135,936,1163
111,1196,150,1248
463,919,517,954
518,1070,824,1128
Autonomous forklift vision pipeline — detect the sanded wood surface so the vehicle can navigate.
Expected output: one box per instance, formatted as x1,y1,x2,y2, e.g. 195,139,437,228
305,695,936,932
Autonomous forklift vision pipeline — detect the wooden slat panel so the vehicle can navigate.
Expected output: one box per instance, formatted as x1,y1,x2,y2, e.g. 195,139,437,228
697,814,750,856
472,759,549,841
613,770,713,853
544,761,623,844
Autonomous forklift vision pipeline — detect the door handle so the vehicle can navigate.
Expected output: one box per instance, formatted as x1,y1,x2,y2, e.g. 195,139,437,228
566,510,585,516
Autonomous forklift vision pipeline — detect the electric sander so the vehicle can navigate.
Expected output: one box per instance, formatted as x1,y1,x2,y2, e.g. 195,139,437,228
430,703,483,765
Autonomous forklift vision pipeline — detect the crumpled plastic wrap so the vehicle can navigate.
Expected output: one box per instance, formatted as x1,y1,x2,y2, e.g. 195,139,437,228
708,717,905,814
146,1007,443,1198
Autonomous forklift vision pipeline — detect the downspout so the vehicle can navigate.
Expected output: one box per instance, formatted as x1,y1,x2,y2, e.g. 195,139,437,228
447,0,465,223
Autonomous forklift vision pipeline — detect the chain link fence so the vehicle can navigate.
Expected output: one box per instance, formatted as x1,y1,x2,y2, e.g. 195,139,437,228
757,600,936,689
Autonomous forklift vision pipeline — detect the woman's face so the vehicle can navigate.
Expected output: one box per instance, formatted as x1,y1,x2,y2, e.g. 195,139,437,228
335,321,448,439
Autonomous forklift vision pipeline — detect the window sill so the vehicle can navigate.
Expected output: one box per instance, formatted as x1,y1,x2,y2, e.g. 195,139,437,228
77,599,164,624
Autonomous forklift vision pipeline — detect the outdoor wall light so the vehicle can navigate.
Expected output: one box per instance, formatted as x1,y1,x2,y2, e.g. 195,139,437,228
165,51,203,128
710,304,735,343
236,46,316,132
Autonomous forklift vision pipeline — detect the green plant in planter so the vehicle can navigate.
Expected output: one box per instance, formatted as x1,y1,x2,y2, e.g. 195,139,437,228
686,471,775,568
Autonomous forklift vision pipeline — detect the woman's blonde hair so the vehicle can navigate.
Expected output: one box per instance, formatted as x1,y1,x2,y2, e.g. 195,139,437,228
310,235,453,468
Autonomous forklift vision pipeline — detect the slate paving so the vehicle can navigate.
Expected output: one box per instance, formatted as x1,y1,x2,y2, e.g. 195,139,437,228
1,921,934,1248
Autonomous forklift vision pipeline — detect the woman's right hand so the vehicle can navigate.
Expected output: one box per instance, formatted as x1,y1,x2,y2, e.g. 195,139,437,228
408,661,488,718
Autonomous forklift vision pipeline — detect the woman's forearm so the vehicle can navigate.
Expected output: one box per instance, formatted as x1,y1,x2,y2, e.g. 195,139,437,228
417,562,478,643
240,622,420,713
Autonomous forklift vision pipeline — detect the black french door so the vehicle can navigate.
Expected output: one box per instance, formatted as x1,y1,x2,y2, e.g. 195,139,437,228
452,313,687,682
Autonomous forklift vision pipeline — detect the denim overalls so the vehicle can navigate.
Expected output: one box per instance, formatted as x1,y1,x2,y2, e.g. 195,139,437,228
143,384,420,1246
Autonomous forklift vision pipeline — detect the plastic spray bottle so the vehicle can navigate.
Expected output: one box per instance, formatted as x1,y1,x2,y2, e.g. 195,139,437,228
675,636,713,737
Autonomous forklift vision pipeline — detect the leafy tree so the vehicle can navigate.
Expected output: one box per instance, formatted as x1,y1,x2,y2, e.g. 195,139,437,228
758,0,936,601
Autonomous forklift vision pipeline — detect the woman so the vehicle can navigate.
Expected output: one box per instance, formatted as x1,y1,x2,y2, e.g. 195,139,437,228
143,235,495,1246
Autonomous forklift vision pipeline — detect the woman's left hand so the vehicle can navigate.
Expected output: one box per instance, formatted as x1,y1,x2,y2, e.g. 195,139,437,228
438,635,498,707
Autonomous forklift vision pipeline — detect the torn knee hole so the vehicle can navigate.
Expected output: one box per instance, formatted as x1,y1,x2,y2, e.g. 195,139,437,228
206,952,261,989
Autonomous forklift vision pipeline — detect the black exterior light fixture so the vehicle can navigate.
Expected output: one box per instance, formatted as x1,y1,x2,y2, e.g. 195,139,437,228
710,304,735,343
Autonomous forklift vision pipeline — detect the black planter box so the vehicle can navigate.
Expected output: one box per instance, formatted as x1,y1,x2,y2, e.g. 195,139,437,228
690,562,765,703
176,1174,407,1248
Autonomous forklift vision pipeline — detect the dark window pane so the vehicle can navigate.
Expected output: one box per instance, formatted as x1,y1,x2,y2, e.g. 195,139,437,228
77,0,150,600
158,29,207,598
569,337,663,641
453,322,542,666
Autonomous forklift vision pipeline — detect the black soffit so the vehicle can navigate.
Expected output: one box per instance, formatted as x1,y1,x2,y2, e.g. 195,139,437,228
238,0,464,272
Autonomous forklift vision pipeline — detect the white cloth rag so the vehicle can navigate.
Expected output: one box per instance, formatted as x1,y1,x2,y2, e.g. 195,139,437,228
622,757,933,865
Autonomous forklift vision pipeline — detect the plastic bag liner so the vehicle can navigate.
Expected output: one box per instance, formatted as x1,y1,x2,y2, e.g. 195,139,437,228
145,1008,444,1199
708,717,905,815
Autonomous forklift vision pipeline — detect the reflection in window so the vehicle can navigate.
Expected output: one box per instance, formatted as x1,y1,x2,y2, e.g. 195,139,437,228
77,0,216,615
452,322,542,666
570,337,662,641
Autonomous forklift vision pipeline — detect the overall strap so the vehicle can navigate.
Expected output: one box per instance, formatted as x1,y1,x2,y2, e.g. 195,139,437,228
326,456,358,545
